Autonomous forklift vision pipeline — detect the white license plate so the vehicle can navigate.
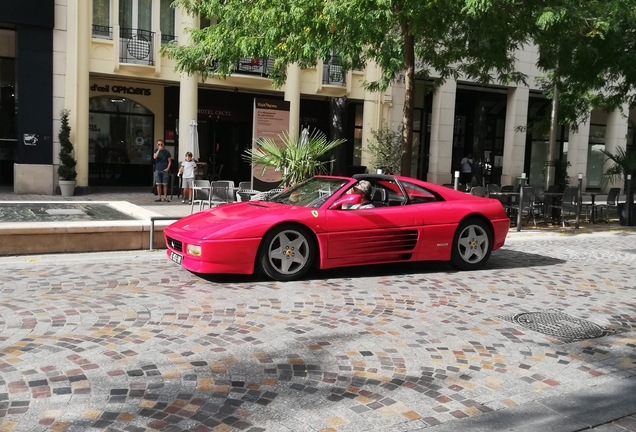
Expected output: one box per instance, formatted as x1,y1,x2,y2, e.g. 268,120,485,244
169,251,183,265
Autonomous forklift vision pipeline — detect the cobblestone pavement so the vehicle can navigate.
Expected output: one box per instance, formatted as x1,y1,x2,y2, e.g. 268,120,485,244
1,231,636,431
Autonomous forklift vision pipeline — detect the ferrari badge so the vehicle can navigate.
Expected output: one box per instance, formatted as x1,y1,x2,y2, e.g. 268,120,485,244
311,211,319,218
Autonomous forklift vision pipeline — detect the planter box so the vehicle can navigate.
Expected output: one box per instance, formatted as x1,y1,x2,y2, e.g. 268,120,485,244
618,202,636,226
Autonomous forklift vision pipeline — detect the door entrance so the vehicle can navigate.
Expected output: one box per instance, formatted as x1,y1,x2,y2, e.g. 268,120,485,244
198,119,253,185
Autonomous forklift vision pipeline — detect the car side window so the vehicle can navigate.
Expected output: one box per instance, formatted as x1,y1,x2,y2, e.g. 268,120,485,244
401,181,440,204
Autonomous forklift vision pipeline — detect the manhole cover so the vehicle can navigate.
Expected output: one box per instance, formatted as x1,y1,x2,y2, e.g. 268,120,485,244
509,311,609,340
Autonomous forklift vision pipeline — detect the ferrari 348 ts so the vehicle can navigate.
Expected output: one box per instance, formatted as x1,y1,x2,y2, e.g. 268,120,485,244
164,174,510,281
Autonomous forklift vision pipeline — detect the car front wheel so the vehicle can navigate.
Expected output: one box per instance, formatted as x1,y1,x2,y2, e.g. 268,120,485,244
450,218,492,270
259,225,315,281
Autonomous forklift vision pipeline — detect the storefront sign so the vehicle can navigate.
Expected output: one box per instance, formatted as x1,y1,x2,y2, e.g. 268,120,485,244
90,83,151,96
198,108,234,118
252,98,290,184
23,134,39,146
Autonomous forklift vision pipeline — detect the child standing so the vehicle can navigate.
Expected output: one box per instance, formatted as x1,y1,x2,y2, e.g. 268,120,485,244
178,152,198,204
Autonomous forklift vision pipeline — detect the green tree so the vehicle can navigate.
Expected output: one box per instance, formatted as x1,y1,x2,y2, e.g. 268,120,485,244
243,129,345,187
532,0,636,125
367,126,405,175
57,109,77,181
163,0,532,176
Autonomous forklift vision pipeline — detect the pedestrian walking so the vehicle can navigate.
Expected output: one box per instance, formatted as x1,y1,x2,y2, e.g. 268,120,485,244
461,153,473,186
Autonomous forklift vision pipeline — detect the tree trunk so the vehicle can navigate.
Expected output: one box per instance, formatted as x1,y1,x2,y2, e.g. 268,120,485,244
400,21,415,177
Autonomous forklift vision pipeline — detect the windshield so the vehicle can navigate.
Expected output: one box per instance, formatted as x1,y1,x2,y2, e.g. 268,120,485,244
267,177,349,208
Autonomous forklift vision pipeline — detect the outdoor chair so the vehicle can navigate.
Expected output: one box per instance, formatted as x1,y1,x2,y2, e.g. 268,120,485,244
208,163,224,181
470,186,487,197
250,188,284,201
518,186,539,227
597,187,620,220
190,179,211,213
549,186,580,227
210,180,234,205
486,184,501,196
235,181,253,201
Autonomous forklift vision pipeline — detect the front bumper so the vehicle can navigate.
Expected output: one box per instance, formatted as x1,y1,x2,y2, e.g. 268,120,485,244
165,235,261,274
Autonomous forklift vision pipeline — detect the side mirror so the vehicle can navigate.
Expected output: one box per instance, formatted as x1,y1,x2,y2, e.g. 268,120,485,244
329,194,362,210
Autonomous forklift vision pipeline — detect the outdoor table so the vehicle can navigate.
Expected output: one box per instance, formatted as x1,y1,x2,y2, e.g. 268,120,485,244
581,192,605,223
489,191,520,219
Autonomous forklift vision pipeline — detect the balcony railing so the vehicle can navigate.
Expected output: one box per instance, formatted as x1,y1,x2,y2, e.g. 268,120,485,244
92,24,113,40
211,57,276,77
323,55,345,86
161,34,177,46
119,28,155,66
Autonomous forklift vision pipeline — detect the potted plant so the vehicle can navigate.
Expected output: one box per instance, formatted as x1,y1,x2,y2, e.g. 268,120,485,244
243,128,345,187
366,126,403,175
601,146,636,225
57,109,77,196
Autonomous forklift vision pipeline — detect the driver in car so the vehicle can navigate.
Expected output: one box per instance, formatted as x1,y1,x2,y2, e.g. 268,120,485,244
340,180,375,209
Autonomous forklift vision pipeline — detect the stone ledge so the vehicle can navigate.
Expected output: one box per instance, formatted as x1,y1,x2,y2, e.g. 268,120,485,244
0,222,169,255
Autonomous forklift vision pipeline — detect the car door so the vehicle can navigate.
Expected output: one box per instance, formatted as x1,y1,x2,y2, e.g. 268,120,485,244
325,193,423,262
401,180,459,261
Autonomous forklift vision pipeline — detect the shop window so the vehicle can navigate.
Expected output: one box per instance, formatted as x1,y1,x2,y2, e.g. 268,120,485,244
89,96,154,185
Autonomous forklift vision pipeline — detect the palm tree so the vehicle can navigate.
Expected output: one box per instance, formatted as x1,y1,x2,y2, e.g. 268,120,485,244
243,129,346,187
601,146,636,191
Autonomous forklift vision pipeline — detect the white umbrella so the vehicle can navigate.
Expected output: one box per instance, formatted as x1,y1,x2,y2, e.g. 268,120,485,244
300,127,309,146
186,119,200,161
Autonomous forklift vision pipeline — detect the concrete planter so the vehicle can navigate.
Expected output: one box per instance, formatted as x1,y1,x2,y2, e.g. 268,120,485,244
59,180,76,197
618,202,636,226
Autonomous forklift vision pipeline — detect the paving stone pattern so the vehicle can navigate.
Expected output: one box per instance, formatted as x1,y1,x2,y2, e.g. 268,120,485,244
0,232,635,431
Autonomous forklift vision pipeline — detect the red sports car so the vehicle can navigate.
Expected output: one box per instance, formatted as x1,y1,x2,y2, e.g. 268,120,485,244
164,175,510,281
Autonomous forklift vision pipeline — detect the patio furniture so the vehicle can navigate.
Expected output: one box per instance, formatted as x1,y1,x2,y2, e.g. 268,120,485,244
190,179,211,213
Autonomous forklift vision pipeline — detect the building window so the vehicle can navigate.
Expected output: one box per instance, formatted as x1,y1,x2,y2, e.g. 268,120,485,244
353,104,363,166
92,0,112,38
586,124,606,189
120,0,152,32
160,0,176,44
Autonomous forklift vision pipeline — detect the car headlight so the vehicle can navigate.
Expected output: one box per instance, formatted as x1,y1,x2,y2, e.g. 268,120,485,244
186,244,201,256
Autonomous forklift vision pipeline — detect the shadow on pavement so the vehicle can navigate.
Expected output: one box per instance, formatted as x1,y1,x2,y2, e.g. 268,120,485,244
195,249,565,284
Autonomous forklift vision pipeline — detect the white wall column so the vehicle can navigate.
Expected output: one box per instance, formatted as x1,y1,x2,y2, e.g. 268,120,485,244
427,79,456,184
500,86,528,186
566,115,591,189
604,104,629,192
177,8,199,163
76,0,91,187
285,64,301,139
360,62,382,170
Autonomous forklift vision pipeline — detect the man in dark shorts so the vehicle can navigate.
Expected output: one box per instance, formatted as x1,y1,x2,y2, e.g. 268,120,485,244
153,139,172,202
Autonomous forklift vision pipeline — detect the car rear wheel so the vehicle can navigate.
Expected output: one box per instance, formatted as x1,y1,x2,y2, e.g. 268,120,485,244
450,218,492,270
259,225,315,281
